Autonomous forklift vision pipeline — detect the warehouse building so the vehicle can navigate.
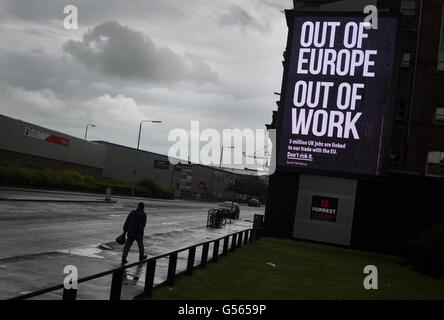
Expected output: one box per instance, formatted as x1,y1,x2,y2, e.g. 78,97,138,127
0,114,264,201
0,114,106,177
96,140,248,199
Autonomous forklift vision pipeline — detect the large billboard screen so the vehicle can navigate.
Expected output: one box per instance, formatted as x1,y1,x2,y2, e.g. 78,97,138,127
278,13,401,177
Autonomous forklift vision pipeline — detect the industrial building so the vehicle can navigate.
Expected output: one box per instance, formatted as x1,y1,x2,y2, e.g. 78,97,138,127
0,113,264,201
96,140,249,199
0,114,106,177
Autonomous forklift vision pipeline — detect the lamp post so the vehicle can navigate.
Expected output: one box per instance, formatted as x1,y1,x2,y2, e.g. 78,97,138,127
219,145,234,169
84,124,96,140
131,120,162,197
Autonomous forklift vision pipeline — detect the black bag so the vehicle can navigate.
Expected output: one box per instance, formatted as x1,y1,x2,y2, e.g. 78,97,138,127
116,233,126,245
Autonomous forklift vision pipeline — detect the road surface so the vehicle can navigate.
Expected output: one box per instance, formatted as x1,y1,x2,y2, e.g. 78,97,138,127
0,188,265,299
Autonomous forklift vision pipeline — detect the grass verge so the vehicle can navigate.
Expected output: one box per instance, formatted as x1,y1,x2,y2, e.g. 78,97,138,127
144,237,444,300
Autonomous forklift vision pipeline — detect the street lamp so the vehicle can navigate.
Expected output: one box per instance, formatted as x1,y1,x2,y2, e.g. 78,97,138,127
131,120,162,197
84,124,96,140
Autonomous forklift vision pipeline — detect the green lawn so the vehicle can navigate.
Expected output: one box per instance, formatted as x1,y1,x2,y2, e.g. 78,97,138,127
145,237,444,300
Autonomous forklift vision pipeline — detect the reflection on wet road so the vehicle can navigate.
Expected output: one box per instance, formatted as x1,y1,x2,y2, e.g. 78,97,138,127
0,188,265,299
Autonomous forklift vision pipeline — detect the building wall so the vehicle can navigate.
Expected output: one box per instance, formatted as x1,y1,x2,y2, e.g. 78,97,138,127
98,141,172,187
388,0,444,174
98,141,254,199
0,150,103,177
0,114,106,176
264,171,300,238
352,173,444,254
0,115,261,200
265,1,444,254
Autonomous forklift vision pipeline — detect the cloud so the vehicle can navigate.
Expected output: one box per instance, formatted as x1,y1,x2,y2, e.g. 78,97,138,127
0,1,288,157
259,0,290,11
83,94,146,126
0,86,153,143
1,0,186,24
1,86,147,126
217,5,270,34
4,86,65,116
63,21,219,84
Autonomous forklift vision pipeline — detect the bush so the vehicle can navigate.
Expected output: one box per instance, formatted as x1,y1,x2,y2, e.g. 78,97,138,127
0,164,174,200
24,163,46,171
84,175,95,185
408,222,444,278
0,160,10,167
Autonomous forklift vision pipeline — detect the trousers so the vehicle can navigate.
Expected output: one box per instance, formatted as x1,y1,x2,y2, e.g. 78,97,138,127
122,236,144,261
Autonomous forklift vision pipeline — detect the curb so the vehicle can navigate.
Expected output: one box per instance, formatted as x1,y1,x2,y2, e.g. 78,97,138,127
0,186,182,203
0,198,117,203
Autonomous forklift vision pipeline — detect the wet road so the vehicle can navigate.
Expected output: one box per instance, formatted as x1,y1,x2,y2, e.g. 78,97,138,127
0,188,264,260
0,188,265,299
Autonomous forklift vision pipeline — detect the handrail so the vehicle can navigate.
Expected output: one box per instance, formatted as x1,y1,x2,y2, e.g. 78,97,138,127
8,228,256,300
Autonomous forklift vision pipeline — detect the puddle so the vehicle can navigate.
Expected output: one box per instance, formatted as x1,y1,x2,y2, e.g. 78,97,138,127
18,291,32,295
57,247,105,259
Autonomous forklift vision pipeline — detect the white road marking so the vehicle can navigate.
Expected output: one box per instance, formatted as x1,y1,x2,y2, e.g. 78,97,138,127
162,222,179,225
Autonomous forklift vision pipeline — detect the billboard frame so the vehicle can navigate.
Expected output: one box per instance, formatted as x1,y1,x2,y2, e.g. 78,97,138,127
274,10,403,181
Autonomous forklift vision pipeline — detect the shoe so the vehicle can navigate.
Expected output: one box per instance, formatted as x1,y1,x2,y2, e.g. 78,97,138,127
139,255,148,261
121,258,128,264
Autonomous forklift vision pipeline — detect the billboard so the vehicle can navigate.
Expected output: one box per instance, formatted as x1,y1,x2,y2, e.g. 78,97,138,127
277,13,401,177
153,159,169,170
24,127,70,147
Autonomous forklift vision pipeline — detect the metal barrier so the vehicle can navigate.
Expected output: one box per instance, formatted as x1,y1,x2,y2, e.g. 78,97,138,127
8,228,255,300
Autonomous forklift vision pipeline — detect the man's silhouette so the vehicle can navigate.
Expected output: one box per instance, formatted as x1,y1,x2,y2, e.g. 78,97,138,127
121,202,147,264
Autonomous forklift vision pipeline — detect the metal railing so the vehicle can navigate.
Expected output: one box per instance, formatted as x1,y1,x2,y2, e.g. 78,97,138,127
9,228,259,300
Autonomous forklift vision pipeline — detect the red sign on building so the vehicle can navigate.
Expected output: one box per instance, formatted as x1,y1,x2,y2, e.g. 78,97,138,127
24,127,70,147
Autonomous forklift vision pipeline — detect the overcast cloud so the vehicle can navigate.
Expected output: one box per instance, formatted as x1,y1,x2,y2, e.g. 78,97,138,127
0,0,290,168
64,21,219,83
217,5,270,34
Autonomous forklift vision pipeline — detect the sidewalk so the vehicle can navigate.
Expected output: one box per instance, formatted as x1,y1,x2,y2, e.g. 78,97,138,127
0,186,116,203
0,186,182,203
0,197,117,203
0,220,253,300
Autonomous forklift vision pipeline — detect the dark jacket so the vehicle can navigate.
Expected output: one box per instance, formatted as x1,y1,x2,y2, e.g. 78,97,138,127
123,209,147,238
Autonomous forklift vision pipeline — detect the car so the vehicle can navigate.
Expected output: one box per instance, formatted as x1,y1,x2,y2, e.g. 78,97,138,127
218,201,240,219
248,198,261,207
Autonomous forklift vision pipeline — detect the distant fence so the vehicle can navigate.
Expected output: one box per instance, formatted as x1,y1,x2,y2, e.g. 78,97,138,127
9,228,260,300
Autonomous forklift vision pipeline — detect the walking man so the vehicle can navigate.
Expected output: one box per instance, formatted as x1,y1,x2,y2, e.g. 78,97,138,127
121,202,148,264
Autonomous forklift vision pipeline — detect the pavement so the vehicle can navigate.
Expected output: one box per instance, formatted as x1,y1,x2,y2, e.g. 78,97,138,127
0,186,158,202
0,188,263,300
